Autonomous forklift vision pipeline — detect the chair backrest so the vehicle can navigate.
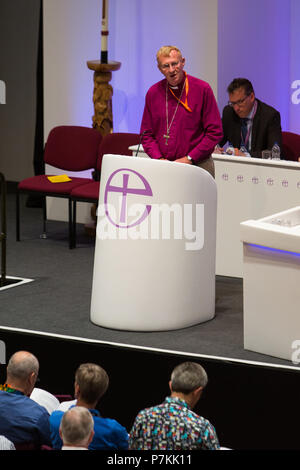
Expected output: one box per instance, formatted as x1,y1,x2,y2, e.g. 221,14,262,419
96,132,141,171
54,394,73,402
44,126,103,171
281,131,300,161
14,441,39,450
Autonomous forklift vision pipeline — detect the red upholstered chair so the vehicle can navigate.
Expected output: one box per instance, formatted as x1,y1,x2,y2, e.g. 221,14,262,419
70,132,140,248
16,126,102,248
14,441,40,450
281,131,300,161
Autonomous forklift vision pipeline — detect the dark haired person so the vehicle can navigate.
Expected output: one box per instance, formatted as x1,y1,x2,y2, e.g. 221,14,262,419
218,78,282,158
129,362,219,450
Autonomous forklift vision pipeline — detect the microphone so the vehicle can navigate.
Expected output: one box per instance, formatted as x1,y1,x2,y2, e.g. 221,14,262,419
135,131,146,156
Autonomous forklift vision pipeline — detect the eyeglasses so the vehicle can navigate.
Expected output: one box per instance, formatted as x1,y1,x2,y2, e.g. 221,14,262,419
160,61,180,70
228,94,251,107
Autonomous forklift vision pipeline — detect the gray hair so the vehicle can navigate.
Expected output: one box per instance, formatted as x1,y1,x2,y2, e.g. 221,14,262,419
60,407,94,446
7,351,39,381
170,362,208,393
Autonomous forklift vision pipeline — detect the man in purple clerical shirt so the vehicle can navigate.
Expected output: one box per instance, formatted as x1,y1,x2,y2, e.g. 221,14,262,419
140,45,223,177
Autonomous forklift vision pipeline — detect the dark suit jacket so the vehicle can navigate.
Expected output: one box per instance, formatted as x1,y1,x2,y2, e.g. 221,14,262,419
219,99,282,158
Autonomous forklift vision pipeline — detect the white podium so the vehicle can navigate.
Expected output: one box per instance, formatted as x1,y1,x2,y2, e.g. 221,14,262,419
90,154,217,331
241,206,300,361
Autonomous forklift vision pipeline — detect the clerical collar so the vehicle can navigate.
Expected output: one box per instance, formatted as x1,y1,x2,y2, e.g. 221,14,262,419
168,74,186,91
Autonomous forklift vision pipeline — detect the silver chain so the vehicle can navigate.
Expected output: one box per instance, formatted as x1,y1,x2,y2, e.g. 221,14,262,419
165,78,186,143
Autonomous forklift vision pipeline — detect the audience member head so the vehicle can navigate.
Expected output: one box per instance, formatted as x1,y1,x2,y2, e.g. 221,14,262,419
59,406,94,449
74,363,109,408
156,45,185,87
5,350,39,397
227,78,255,118
169,362,208,409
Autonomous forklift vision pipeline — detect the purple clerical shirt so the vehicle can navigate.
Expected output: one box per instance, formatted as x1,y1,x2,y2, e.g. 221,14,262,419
140,75,223,163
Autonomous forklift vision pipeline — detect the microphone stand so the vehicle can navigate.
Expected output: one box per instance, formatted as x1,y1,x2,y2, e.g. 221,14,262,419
135,131,146,156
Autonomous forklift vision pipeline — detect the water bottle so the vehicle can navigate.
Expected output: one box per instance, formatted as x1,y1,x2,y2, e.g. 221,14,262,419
225,143,235,155
271,142,280,160
240,146,250,157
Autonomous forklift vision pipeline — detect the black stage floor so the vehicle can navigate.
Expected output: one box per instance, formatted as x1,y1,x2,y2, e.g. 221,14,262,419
2,191,300,451
1,191,299,372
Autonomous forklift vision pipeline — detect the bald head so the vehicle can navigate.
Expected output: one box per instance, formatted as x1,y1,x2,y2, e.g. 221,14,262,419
59,406,94,448
6,351,39,396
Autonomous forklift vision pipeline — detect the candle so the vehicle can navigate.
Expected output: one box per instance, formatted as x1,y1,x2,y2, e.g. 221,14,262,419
101,0,109,63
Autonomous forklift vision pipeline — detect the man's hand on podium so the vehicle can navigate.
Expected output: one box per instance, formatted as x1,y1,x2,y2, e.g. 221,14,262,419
175,156,193,164
214,145,224,154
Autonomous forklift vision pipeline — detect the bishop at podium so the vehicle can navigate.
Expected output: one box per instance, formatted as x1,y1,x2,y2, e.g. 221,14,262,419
140,45,223,178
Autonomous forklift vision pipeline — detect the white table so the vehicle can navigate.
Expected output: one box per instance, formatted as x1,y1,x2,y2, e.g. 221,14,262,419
241,206,300,361
213,154,300,277
130,145,300,278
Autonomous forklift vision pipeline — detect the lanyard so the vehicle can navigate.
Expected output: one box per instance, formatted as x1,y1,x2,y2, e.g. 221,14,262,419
241,100,257,148
168,72,192,112
0,383,24,395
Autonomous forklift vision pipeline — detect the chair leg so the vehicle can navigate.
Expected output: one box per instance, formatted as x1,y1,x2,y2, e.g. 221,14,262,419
72,200,77,249
68,198,74,249
16,191,20,241
40,196,47,239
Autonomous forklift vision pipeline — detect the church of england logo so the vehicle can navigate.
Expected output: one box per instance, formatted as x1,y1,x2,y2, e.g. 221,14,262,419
97,167,205,251
104,168,153,228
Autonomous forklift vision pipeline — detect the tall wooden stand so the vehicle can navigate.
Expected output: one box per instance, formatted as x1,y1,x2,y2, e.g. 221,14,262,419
86,60,121,234
87,60,121,136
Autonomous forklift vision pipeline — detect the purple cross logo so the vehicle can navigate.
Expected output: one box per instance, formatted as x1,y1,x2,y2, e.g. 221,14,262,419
237,175,244,183
267,178,274,186
222,173,229,181
297,182,300,189
252,176,259,184
281,179,288,188
104,168,153,228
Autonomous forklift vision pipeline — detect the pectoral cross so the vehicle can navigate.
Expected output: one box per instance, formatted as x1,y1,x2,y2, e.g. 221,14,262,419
163,133,170,145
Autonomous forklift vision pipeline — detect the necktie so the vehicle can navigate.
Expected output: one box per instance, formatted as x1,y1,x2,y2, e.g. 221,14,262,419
241,118,248,148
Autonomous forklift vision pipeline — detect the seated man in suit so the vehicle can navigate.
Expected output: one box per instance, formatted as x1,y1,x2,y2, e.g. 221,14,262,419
217,78,282,158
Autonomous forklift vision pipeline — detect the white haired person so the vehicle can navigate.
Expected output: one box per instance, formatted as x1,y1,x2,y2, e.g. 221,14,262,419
59,406,94,450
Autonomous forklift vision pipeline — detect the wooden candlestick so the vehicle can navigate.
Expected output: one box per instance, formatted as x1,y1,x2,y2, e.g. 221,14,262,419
85,60,121,236
87,60,121,136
